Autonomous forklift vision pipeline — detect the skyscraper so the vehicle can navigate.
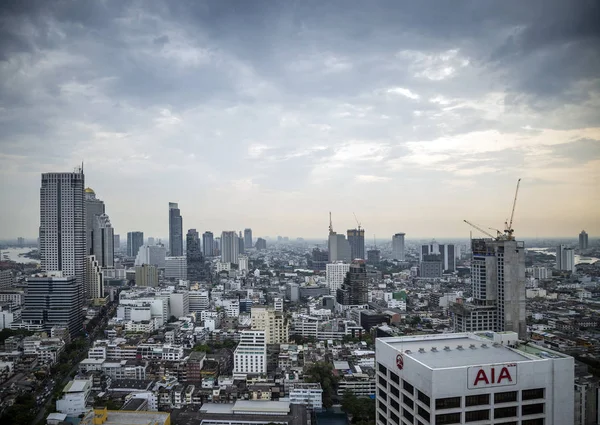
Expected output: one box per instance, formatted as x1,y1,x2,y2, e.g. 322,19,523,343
168,202,183,256
328,233,351,262
347,228,365,260
85,255,104,300
255,238,267,251
556,244,575,272
202,231,214,257
238,231,245,255
92,213,114,268
451,238,526,338
244,228,253,249
39,169,86,307
421,240,456,271
391,233,405,261
84,188,104,255
579,230,589,250
113,234,120,251
221,231,239,264
127,231,144,257
336,260,368,309
186,229,205,282
326,262,350,295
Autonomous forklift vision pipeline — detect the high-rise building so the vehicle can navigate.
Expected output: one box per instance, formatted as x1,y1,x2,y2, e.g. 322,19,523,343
135,264,159,287
202,231,214,257
326,262,350,295
367,249,380,264
84,188,105,256
421,241,456,271
328,233,351,262
168,202,183,256
221,231,239,264
376,331,574,425
17,237,24,246
186,229,204,282
255,238,267,251
127,231,144,257
244,228,253,249
135,244,167,268
451,238,526,338
0,270,13,290
113,234,120,252
579,230,589,250
165,256,187,280
188,290,210,313
214,237,221,255
556,244,575,272
85,255,104,300
238,255,249,273
392,233,405,261
336,260,368,309
420,254,443,278
40,170,86,308
21,273,83,337
234,330,267,374
251,306,289,344
92,214,114,268
347,228,365,260
310,248,329,271
147,237,155,246
238,231,245,255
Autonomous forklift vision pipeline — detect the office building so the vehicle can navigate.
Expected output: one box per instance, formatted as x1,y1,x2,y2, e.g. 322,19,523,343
244,228,253,249
135,264,159,287
165,256,187,280
238,231,245,255
367,249,381,264
135,244,167,268
376,331,574,425
289,383,323,411
0,270,13,290
336,260,368,309
92,213,114,268
556,244,576,272
421,241,456,272
113,234,120,251
579,230,589,250
39,170,86,306
169,291,189,318
186,229,205,282
309,248,329,271
234,330,267,375
392,233,405,261
21,273,83,337
127,231,144,257
221,231,239,264
84,188,105,256
326,262,350,295
347,228,365,260
168,202,183,256
251,306,289,344
189,290,210,313
239,255,249,273
255,237,267,251
451,238,527,338
420,254,443,279
328,233,351,263
85,256,103,300
202,231,214,257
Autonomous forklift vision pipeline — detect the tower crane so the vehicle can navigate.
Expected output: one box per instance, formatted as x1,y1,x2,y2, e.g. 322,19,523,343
463,220,496,239
504,178,521,241
353,212,361,231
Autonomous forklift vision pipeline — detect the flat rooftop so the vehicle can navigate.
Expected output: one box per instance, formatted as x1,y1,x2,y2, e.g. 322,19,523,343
63,379,90,393
81,410,170,425
379,332,566,369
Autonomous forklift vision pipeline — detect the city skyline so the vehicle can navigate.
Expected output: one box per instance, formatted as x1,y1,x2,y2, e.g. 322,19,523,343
1,1,599,239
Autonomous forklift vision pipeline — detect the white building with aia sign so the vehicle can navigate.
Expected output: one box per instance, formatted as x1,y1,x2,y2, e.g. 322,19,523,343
376,331,573,425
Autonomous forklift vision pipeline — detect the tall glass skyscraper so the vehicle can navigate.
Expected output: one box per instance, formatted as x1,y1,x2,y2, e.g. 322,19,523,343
186,229,205,282
169,202,183,256
127,231,144,257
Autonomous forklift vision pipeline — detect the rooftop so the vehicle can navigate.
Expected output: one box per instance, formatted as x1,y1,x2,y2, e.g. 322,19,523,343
81,409,170,425
63,379,90,393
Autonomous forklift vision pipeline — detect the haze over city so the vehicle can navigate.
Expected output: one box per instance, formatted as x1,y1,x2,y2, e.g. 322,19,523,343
1,1,599,239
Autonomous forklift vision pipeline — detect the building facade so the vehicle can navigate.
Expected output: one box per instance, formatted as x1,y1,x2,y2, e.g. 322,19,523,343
244,228,253,249
347,228,365,260
165,256,187,280
392,233,405,261
251,307,289,344
84,188,105,256
255,238,267,251
234,330,267,375
579,230,589,250
85,255,103,300
221,231,239,264
557,244,576,272
326,262,350,295
186,229,205,282
336,260,368,308
169,202,183,256
135,265,159,287
202,231,214,257
329,233,351,263
127,231,144,257
92,213,114,268
421,241,456,272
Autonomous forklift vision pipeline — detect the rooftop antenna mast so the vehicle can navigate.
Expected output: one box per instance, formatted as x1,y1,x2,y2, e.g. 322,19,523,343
329,211,334,235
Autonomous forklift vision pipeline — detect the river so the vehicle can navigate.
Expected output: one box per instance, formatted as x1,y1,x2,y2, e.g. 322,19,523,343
527,247,599,265
1,248,41,264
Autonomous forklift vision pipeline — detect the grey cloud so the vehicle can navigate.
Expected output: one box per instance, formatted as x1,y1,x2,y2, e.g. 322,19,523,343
549,138,600,164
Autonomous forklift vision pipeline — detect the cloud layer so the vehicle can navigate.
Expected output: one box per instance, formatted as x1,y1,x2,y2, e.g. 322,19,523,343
1,0,599,239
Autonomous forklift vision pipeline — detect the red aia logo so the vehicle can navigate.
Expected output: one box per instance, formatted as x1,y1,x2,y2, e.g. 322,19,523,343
468,364,517,389
473,367,512,386
396,353,404,370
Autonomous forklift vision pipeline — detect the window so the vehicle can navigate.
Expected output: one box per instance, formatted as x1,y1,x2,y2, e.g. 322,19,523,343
390,371,399,383
522,419,544,425
494,406,517,419
378,363,387,375
417,406,430,422
466,394,489,406
390,399,399,412
465,409,490,422
435,397,461,410
417,390,430,406
494,391,517,403
522,403,544,416
379,375,386,386
402,408,414,422
378,402,387,414
379,388,387,400
403,379,414,394
390,386,400,398
522,388,544,401
403,394,413,409
435,412,461,424
389,412,399,425
378,413,386,424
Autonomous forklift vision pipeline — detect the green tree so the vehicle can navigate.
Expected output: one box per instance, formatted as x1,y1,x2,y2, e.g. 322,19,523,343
341,391,375,425
304,362,338,407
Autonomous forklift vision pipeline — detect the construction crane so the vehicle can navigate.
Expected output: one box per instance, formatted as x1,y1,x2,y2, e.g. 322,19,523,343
488,227,504,239
464,220,495,239
504,178,521,240
353,212,361,231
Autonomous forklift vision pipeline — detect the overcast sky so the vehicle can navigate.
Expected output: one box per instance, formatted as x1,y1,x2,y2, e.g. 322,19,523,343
1,0,599,240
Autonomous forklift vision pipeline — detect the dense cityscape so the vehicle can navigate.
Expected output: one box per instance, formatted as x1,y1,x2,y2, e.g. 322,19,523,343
0,168,598,425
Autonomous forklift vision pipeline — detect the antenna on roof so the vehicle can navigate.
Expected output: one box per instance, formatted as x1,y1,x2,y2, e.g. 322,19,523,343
329,212,334,235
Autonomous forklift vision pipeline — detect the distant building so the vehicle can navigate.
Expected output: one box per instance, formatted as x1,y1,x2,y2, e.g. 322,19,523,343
234,330,267,375
165,256,187,280
420,254,443,279
239,255,249,273
221,231,239,264
251,306,289,344
310,248,329,271
289,383,323,410
556,244,575,272
326,262,350,295
84,256,103,300
168,202,183,256
135,264,159,287
238,231,245,255
328,233,351,263
92,213,114,268
367,249,380,264
421,241,456,271
127,231,144,257
255,238,267,251
135,244,167,268
347,228,365,260
113,234,120,251
336,260,368,309
84,188,105,256
202,231,214,257
244,228,253,249
579,230,589,250
392,233,405,261
0,270,13,291
186,229,205,282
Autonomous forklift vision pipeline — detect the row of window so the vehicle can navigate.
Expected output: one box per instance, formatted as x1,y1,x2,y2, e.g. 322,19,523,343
435,407,544,425
434,388,545,410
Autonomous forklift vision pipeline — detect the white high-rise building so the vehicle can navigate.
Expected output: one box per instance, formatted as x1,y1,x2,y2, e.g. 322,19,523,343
234,330,267,375
376,332,574,425
392,233,405,261
40,170,86,308
169,292,189,318
85,255,104,300
238,255,249,273
92,214,114,268
189,290,210,313
326,262,350,295
556,245,575,272
251,306,289,344
135,244,167,268
221,231,239,264
165,256,187,280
